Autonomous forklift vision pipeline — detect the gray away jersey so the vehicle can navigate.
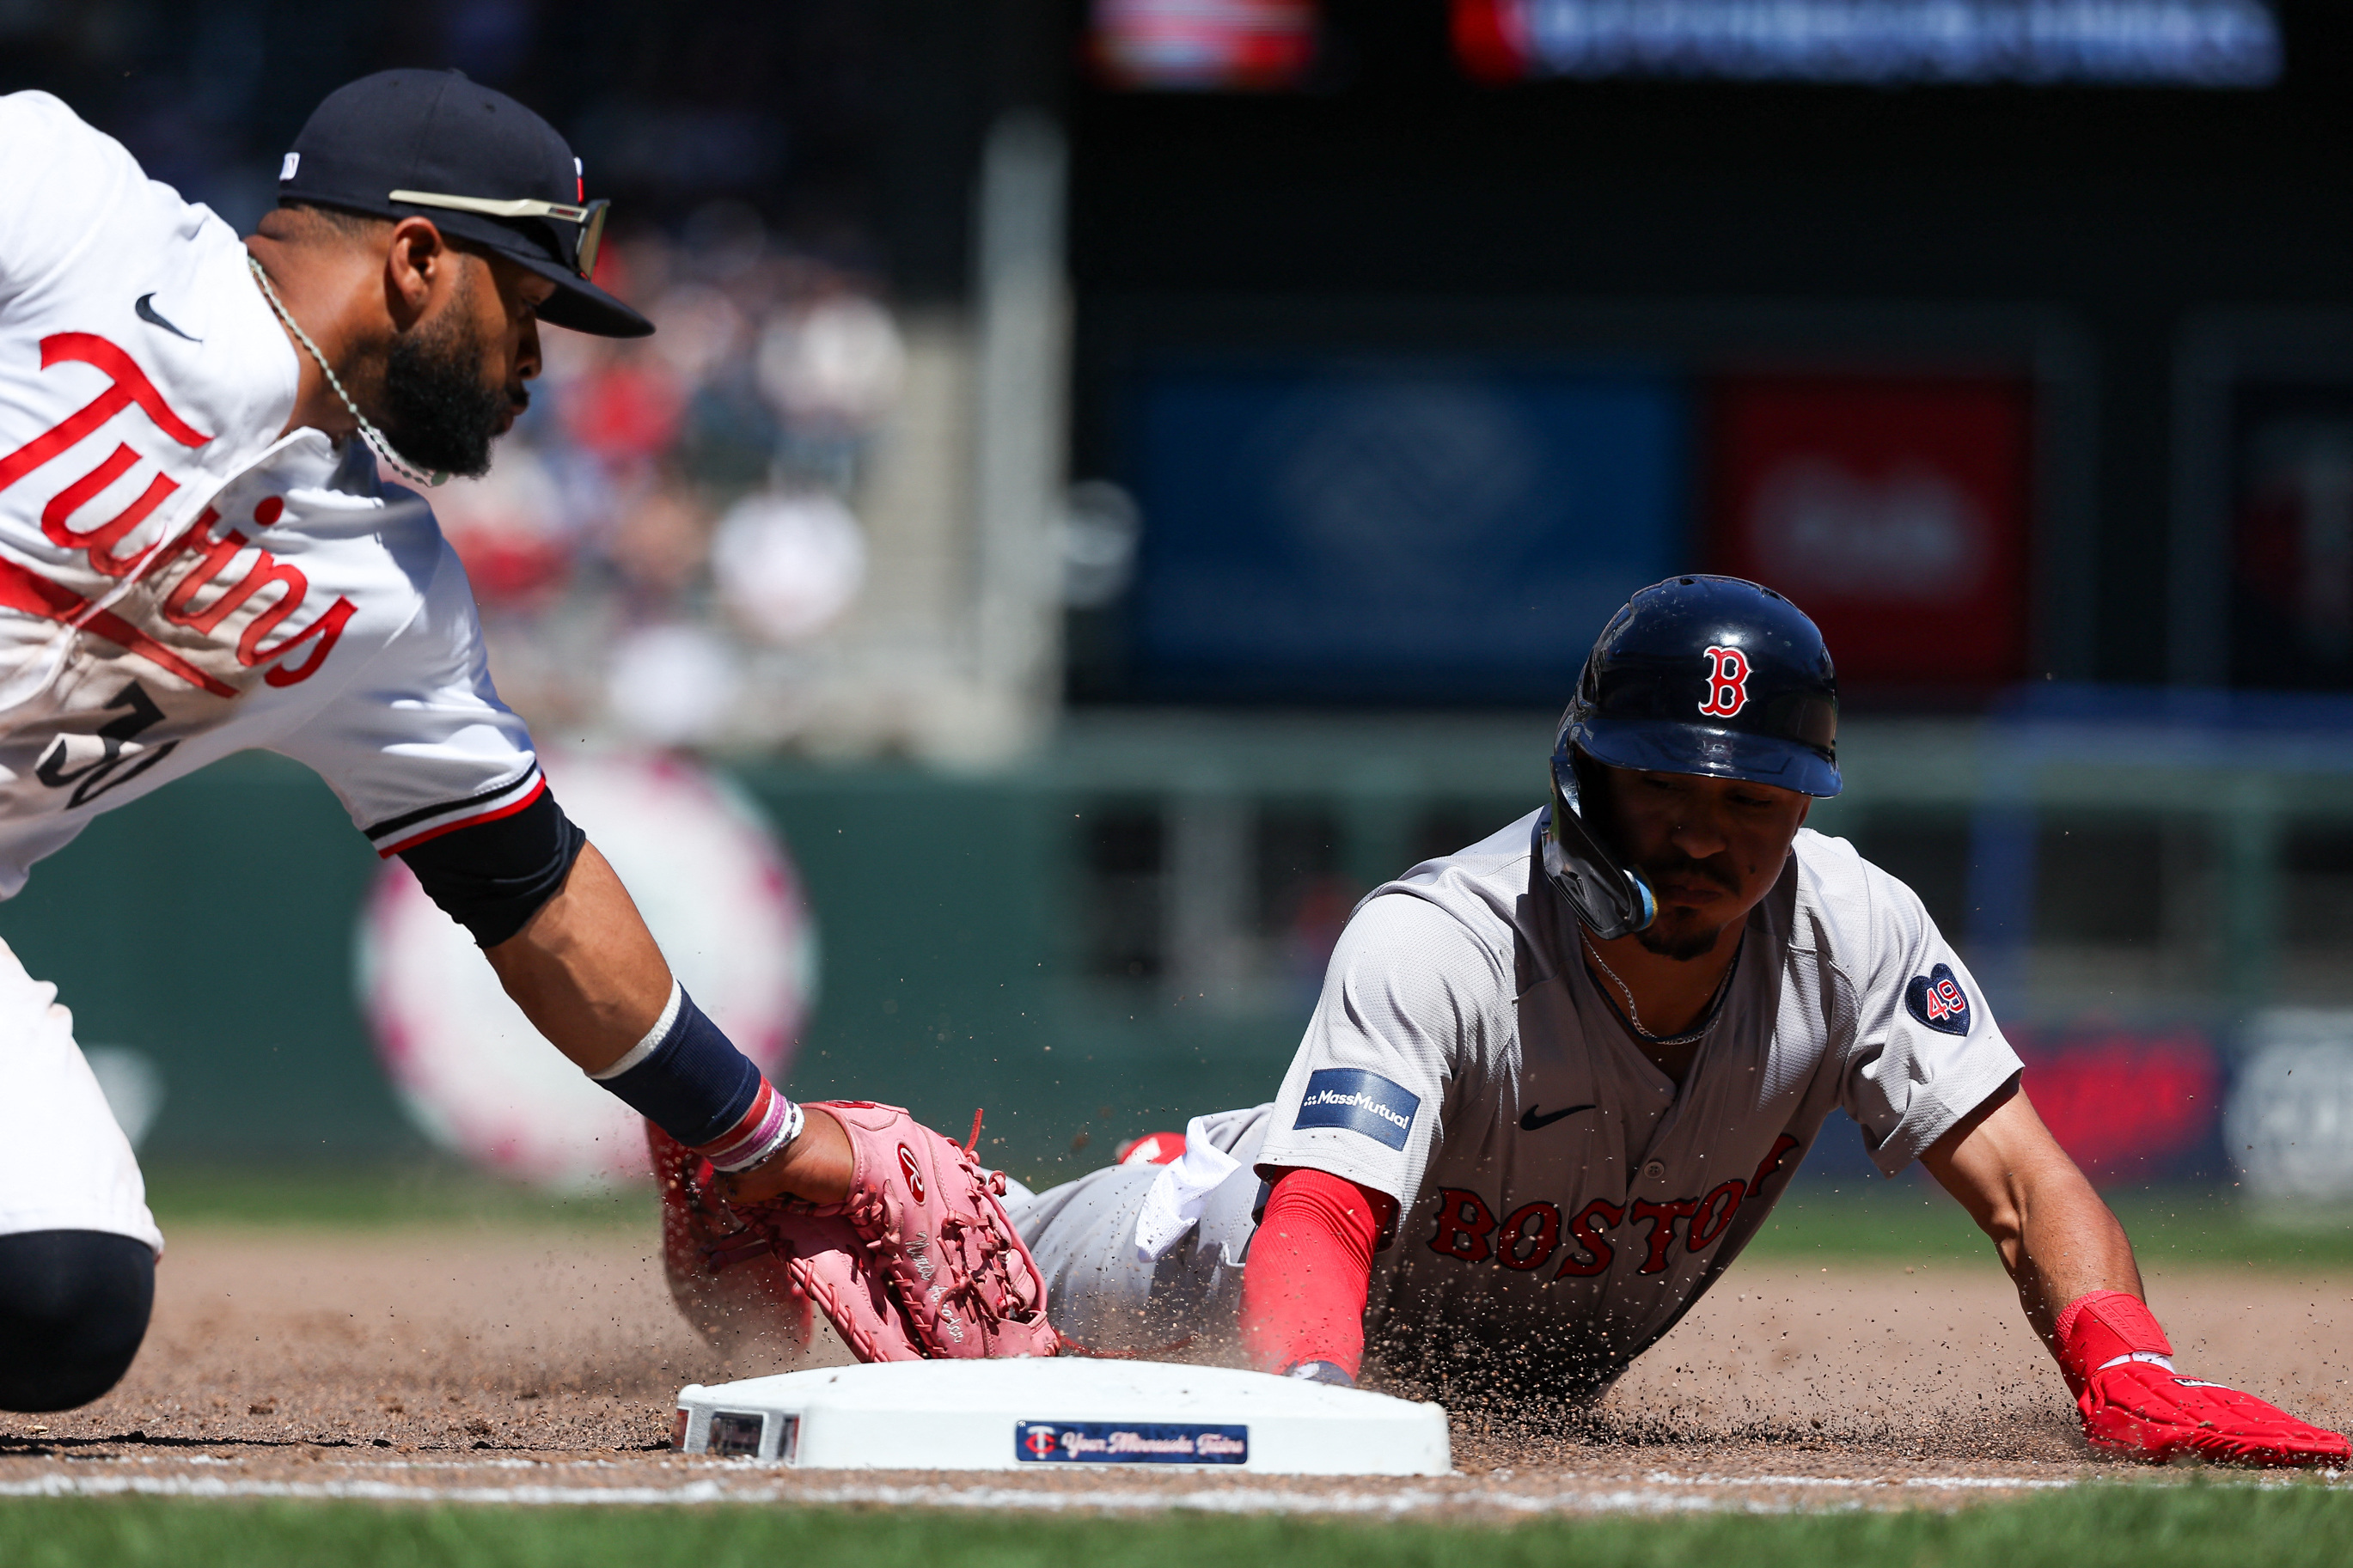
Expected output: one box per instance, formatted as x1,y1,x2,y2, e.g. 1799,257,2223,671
1249,809,2023,1399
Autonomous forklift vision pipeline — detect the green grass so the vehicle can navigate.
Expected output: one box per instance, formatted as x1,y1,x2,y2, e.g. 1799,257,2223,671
1745,1184,2353,1272
3,1481,2351,1568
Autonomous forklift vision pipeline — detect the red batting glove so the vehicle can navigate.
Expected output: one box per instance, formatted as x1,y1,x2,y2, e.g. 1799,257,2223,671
2056,1290,2350,1467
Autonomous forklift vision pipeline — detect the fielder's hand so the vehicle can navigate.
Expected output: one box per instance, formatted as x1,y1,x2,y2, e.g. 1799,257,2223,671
2059,1290,2349,1467
718,1104,854,1207
701,1101,1060,1362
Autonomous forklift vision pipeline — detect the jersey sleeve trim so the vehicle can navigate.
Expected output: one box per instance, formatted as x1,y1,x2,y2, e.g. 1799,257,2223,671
364,766,545,857
1867,1057,2023,1178
1251,1148,1419,1211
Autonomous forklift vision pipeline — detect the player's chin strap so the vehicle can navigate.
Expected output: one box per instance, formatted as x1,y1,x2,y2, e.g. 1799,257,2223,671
1539,747,1657,941
247,255,450,488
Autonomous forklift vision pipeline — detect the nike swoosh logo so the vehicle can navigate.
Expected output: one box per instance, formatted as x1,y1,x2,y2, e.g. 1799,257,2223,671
135,294,199,343
1519,1103,1597,1132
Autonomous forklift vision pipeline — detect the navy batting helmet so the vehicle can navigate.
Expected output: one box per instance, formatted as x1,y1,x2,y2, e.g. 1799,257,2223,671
1542,576,1839,937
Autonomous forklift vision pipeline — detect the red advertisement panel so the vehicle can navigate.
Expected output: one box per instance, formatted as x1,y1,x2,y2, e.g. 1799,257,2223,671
2014,1026,2222,1184
1091,0,1319,90
1705,377,2033,689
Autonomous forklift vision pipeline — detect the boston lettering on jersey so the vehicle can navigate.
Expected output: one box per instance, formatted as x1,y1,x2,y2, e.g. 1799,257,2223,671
0,332,356,697
1292,1067,1420,1151
1425,1133,1800,1278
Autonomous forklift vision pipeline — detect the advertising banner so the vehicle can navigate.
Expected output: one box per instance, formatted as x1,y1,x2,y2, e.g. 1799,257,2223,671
1451,0,2281,88
1128,365,1687,704
2229,384,2353,691
1704,375,2033,690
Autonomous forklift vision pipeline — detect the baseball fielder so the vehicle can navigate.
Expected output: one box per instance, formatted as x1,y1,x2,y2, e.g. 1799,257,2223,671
663,577,2348,1467
0,73,918,1410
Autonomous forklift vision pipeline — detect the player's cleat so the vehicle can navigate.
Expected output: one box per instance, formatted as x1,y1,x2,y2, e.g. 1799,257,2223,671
1115,1132,1188,1166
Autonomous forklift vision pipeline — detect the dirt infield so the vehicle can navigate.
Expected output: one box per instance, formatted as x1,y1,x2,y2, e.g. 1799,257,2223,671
0,1224,2346,1514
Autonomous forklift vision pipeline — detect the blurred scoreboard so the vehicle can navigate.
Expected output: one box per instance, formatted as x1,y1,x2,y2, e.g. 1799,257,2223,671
1451,0,2281,88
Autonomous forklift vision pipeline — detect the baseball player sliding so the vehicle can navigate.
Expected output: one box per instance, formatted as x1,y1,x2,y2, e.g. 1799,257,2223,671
0,73,841,1412
661,577,2349,1467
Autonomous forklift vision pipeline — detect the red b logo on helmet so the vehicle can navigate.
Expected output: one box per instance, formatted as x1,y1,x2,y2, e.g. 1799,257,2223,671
1698,645,1750,717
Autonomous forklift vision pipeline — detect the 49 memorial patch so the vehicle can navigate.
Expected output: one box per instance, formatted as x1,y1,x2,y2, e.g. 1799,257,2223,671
1905,963,1971,1035
1016,1421,1248,1465
1293,1068,1420,1151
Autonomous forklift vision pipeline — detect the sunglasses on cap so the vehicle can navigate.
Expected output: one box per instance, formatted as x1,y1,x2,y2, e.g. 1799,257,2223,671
387,188,610,278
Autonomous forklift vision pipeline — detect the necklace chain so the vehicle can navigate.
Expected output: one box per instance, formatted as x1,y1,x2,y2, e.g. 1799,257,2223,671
247,256,448,488
1579,927,1737,1048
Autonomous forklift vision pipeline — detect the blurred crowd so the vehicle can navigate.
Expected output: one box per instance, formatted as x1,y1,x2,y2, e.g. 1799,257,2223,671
423,205,902,749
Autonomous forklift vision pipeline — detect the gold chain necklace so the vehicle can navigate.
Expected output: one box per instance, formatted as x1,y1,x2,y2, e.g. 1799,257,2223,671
247,255,448,487
1579,927,1738,1048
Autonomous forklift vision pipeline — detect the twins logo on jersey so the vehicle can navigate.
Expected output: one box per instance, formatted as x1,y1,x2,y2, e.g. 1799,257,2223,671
1426,1133,1800,1278
1698,644,1751,717
1904,964,1971,1036
0,333,357,699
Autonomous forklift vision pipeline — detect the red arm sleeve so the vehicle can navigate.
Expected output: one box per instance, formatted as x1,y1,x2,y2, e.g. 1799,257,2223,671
1238,1167,1399,1381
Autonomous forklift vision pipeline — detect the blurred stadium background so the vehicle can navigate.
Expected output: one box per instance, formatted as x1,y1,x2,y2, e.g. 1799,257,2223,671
7,0,2353,1215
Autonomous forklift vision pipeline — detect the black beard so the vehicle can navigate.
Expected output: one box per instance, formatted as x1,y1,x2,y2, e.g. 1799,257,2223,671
376,290,507,479
1633,916,1726,962
1632,857,1741,960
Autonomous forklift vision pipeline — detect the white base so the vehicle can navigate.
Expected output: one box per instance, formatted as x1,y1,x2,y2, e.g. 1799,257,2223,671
674,1358,1452,1476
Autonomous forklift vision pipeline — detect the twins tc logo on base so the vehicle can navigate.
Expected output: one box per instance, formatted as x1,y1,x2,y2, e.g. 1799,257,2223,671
1014,1421,1249,1465
1905,963,1971,1035
1698,645,1751,717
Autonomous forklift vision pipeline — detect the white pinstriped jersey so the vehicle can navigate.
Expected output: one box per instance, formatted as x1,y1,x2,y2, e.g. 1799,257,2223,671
1251,811,2023,1390
0,91,541,894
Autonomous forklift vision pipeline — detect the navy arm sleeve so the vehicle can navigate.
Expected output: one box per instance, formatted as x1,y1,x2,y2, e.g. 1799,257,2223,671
396,786,586,948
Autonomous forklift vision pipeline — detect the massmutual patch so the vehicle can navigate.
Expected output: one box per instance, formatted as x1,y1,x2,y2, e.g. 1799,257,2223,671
1293,1067,1420,1150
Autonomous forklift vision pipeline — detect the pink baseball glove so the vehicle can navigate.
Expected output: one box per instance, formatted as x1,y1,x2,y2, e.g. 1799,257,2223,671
652,1102,1059,1364
2059,1290,2348,1467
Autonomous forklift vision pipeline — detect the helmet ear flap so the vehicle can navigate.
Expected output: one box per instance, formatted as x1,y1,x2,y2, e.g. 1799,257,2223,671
1568,745,1609,823
1542,741,1656,940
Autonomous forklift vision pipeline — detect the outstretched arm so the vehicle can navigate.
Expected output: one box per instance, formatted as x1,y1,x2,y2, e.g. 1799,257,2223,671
1918,1079,2140,1350
480,839,669,1071
481,841,852,1203
1923,1078,2344,1466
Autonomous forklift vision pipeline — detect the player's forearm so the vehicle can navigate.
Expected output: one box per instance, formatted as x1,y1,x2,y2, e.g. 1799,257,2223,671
485,839,836,1192
1239,1168,1393,1382
1995,1165,2142,1344
483,840,672,1072
1922,1083,2142,1346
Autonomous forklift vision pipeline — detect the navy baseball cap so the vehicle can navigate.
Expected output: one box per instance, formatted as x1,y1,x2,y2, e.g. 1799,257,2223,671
277,69,652,339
